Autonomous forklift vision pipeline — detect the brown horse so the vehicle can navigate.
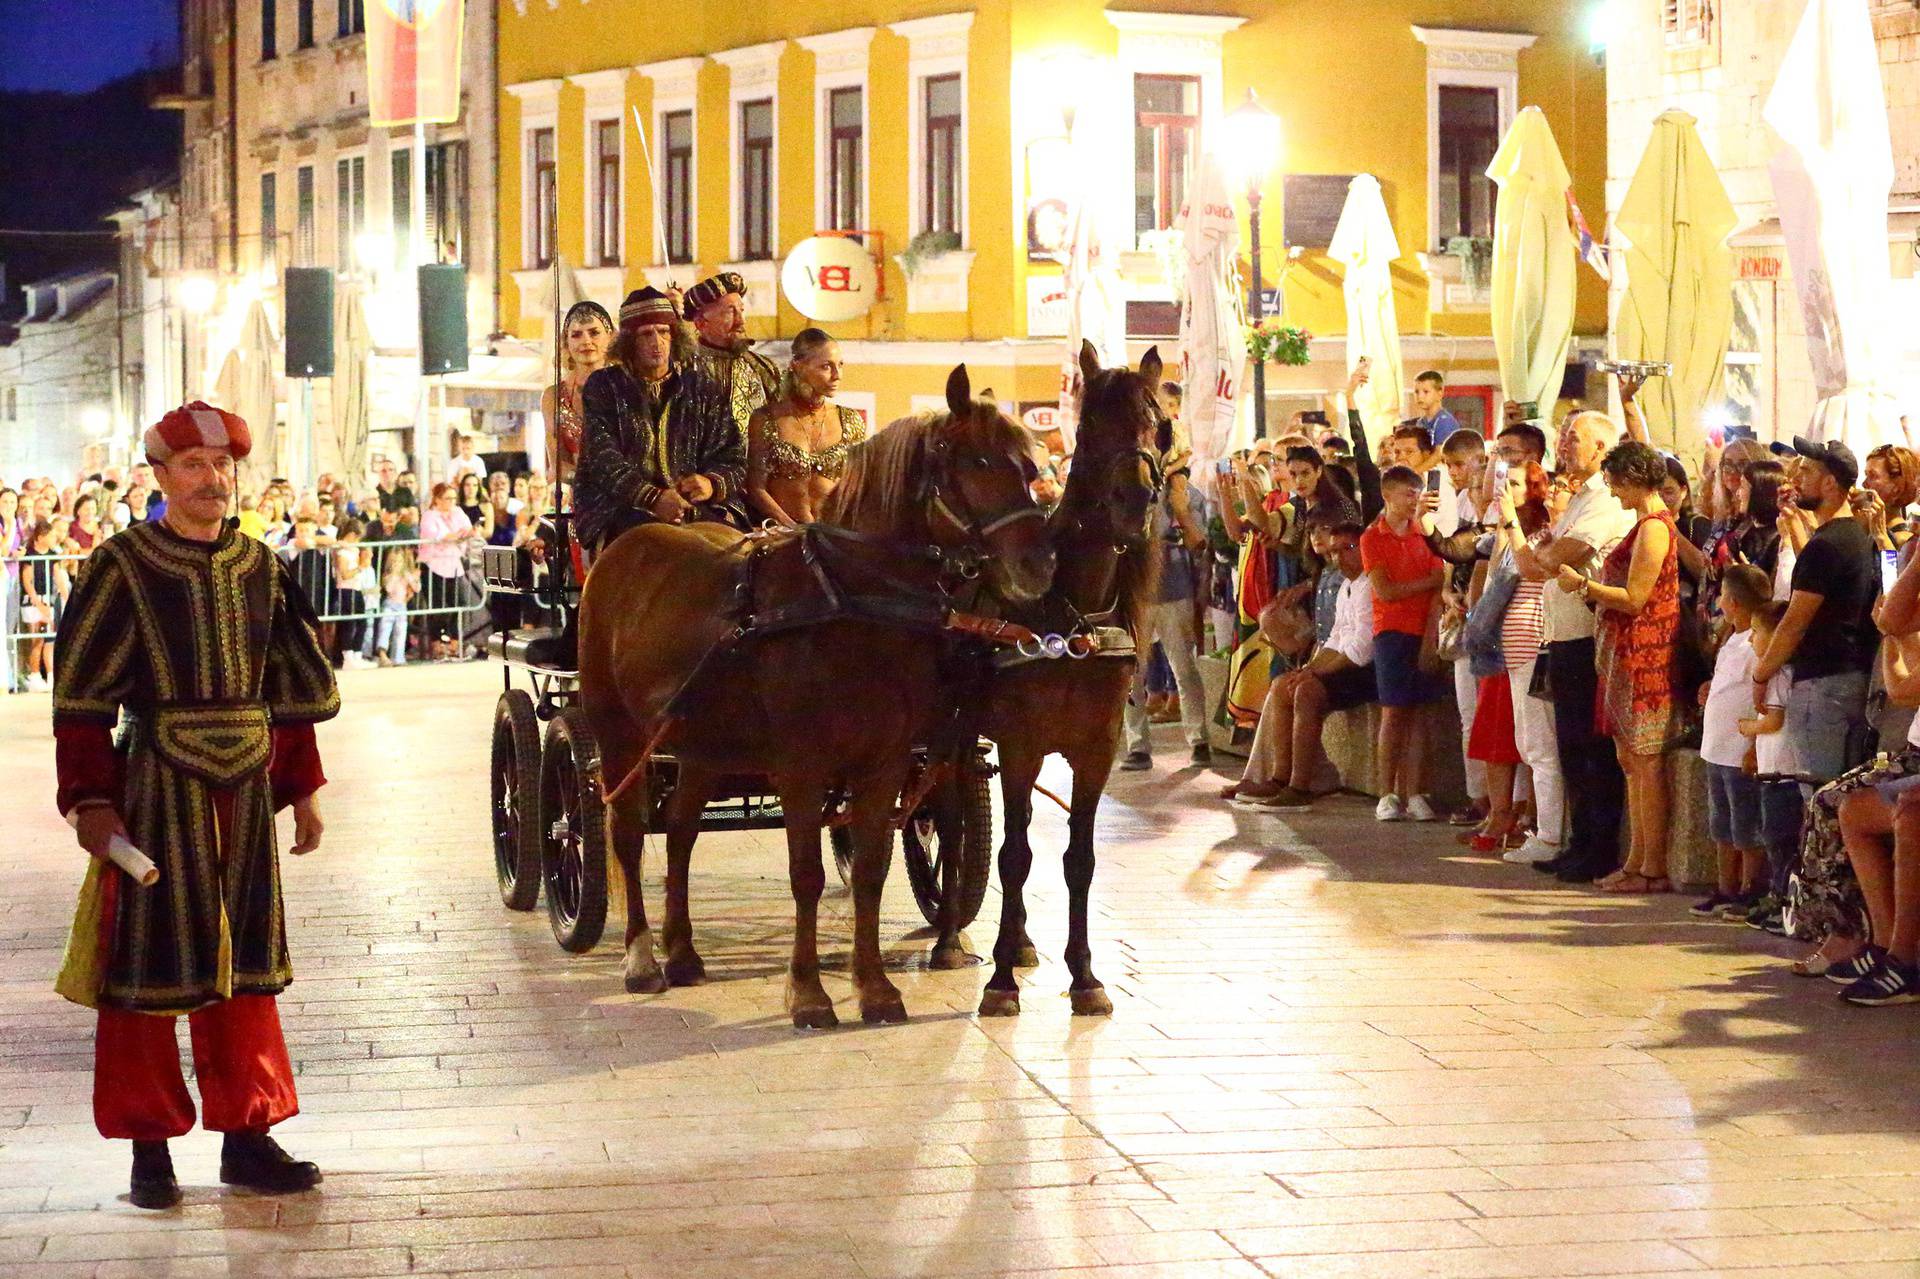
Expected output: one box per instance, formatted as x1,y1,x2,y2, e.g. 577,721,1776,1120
577,365,1054,1028
932,343,1165,1016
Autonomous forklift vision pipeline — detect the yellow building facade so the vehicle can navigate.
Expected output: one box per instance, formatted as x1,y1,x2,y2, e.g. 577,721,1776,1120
497,0,1607,432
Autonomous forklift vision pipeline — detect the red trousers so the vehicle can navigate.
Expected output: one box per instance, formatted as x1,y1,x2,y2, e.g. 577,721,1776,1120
94,995,299,1141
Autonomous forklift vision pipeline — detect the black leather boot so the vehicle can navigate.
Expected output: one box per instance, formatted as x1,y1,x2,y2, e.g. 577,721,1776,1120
129,1139,180,1210
219,1132,322,1194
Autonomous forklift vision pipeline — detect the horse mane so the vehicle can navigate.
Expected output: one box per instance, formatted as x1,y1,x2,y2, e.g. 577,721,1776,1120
820,404,1031,538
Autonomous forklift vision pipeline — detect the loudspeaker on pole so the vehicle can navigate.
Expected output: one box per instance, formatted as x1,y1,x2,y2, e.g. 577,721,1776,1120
284,268,335,378
418,264,469,375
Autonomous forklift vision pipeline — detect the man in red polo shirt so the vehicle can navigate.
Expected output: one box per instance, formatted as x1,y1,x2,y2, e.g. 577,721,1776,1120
1359,465,1445,821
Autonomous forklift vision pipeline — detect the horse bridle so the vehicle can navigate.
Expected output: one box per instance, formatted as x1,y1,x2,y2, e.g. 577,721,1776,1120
922,442,1046,579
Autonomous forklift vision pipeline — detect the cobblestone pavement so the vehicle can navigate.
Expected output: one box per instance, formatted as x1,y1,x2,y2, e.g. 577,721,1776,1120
5,663,1920,1277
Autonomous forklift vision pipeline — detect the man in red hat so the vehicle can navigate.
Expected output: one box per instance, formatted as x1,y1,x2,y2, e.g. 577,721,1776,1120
52,401,340,1209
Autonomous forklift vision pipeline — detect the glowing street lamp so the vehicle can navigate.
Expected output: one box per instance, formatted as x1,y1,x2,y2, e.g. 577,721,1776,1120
1223,89,1281,438
81,407,112,439
177,274,218,314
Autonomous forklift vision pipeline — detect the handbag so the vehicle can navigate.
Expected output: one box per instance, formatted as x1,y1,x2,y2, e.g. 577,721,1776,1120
1528,652,1554,700
1463,559,1520,679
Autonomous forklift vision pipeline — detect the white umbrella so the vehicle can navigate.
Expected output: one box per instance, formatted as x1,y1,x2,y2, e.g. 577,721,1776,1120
1487,107,1577,418
332,284,372,485
1178,151,1247,496
1327,174,1405,451
1763,0,1903,453
1055,107,1129,450
212,299,279,490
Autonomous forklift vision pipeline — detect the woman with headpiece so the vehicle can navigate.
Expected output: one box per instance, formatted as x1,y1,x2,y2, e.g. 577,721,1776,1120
540,300,616,499
744,328,866,526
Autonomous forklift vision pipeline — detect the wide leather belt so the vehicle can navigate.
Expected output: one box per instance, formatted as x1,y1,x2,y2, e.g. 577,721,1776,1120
140,703,273,787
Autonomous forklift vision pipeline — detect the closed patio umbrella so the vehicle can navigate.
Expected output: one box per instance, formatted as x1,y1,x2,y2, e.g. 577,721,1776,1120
1178,151,1247,494
1056,105,1130,451
1487,107,1577,419
332,284,371,485
1327,173,1405,449
1763,0,1902,452
213,298,278,489
1614,110,1737,464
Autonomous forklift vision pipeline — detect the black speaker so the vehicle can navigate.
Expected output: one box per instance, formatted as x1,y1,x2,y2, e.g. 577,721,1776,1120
284,268,334,378
418,264,469,375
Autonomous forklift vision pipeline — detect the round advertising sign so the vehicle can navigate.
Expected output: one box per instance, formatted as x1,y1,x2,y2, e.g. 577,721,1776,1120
781,236,879,323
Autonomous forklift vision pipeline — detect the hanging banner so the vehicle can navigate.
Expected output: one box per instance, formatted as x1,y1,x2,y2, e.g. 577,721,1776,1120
368,0,465,128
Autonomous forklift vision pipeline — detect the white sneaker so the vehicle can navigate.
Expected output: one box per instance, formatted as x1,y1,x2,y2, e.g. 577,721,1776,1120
1375,794,1406,822
340,652,370,670
23,674,49,691
1404,795,1438,823
1504,836,1562,865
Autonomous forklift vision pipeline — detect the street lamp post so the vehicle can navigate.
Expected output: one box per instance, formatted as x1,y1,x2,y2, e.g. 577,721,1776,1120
1224,90,1280,439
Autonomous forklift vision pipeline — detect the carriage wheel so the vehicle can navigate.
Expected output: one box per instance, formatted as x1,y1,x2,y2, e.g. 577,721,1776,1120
492,690,544,911
540,707,608,953
828,823,894,890
902,760,995,930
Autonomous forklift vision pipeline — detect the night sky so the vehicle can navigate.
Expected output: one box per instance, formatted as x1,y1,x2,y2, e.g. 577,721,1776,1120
0,0,179,93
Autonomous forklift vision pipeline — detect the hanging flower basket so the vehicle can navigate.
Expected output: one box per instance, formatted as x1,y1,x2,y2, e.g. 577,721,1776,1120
1246,319,1314,367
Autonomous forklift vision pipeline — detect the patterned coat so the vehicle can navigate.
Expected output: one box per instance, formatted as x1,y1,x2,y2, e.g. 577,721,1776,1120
693,341,783,436
576,363,749,546
53,523,339,1013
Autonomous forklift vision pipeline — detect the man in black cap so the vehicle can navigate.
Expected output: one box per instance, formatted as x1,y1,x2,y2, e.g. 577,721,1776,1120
575,286,748,548
1753,435,1879,789
682,271,782,435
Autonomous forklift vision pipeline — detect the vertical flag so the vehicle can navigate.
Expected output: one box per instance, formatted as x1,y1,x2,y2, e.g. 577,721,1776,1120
368,0,465,127
1566,190,1611,282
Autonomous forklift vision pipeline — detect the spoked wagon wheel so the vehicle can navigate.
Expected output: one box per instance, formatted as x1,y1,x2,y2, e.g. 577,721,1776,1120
902,758,995,930
540,707,607,953
828,822,893,889
491,690,543,910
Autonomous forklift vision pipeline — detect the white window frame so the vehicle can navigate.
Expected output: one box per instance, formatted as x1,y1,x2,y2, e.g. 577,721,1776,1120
505,78,562,270
1411,27,1537,254
713,40,785,263
797,28,874,235
333,146,369,276
568,69,630,269
891,11,974,246
1106,11,1245,253
1662,0,1715,48
636,57,702,268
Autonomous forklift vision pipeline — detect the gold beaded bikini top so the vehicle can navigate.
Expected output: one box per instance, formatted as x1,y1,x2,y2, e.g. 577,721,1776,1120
759,405,867,482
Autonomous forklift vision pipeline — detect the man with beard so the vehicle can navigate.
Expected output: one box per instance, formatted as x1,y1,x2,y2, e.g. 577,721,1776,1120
1752,438,1879,788
575,286,748,548
52,402,340,1209
681,271,782,435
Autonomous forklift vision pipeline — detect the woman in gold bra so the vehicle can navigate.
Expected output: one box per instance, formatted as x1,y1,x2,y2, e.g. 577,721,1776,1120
746,328,867,525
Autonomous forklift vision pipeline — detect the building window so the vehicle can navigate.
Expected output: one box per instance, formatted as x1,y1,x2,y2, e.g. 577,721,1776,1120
2,387,15,421
663,109,693,264
260,171,278,269
261,0,276,60
295,164,315,265
429,141,467,264
922,74,962,238
594,118,621,266
1436,85,1498,245
529,126,556,268
336,0,363,38
335,155,366,270
826,86,863,234
296,0,314,49
739,98,774,260
391,149,411,268
1662,0,1715,46
1133,74,1198,239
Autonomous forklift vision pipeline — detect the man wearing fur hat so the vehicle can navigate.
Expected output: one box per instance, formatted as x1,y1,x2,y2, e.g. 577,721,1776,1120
682,271,782,434
576,286,749,546
52,402,340,1209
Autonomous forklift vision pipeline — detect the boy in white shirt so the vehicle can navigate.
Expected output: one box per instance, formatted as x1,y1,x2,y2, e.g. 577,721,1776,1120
1694,566,1773,919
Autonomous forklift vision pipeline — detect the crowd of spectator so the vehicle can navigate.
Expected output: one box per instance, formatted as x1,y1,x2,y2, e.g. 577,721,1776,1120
1136,362,1920,1009
1,436,556,692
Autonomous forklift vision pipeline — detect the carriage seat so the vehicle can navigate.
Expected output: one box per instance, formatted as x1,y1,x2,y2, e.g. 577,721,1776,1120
487,625,577,673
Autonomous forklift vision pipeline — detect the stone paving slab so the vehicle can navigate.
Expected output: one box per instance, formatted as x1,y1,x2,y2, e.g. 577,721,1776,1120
2,662,1919,1276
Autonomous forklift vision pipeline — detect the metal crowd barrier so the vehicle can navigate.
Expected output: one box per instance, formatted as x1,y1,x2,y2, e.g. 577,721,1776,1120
3,533,501,692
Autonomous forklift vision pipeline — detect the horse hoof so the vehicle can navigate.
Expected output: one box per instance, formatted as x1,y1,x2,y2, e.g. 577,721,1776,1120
928,945,973,970
624,968,668,995
1070,986,1113,1017
664,956,707,987
790,1003,839,1030
978,989,1021,1017
1012,945,1040,969
861,997,909,1025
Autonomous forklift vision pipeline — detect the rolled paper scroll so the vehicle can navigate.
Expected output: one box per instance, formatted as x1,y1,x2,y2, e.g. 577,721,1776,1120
64,811,161,886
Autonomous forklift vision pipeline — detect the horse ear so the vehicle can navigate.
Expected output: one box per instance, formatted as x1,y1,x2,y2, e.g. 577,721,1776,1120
1079,340,1101,385
979,386,996,402
946,364,972,418
1140,345,1163,387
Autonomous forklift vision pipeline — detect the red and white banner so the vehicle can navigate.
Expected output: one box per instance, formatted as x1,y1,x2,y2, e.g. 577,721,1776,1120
367,0,464,128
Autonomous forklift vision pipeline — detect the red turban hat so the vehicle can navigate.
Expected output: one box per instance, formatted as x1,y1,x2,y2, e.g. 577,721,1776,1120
144,401,252,464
